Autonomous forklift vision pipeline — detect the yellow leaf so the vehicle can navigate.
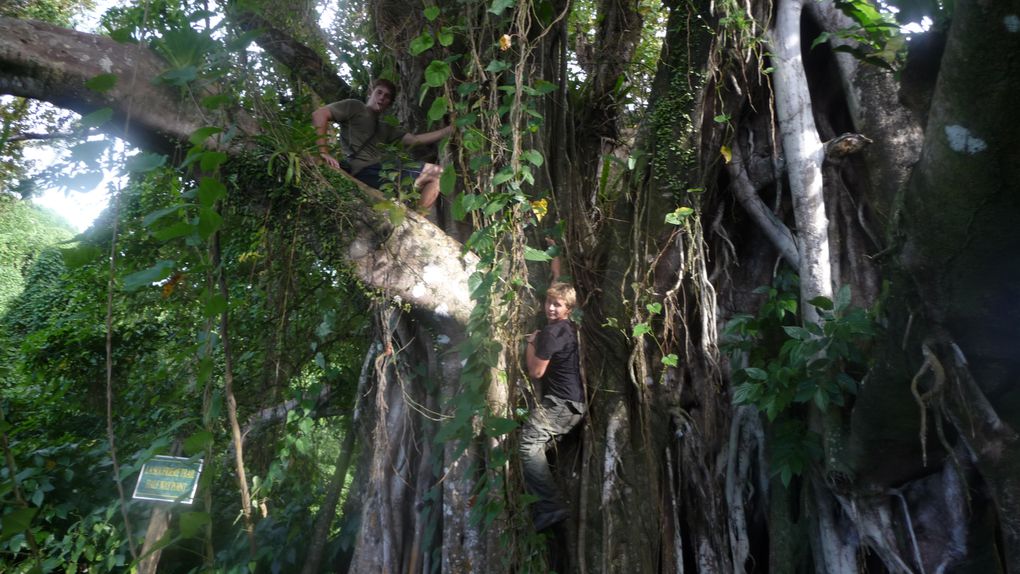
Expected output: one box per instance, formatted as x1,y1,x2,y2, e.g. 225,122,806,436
162,272,185,298
499,34,512,51
530,198,548,222
720,145,732,164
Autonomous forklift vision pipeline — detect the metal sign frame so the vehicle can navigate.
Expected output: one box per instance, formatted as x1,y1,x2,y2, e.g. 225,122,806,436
132,455,203,504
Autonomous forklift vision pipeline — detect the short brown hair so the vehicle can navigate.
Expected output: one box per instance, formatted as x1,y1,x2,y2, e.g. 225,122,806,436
371,78,397,95
546,282,576,310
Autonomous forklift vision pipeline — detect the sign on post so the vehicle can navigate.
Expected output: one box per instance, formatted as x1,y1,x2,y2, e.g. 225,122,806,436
132,456,203,504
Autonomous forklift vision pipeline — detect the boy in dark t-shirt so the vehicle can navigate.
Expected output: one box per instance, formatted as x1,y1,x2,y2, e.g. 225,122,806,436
312,78,453,210
521,282,585,531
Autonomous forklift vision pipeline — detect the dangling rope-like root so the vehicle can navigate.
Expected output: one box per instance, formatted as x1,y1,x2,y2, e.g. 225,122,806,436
910,341,945,467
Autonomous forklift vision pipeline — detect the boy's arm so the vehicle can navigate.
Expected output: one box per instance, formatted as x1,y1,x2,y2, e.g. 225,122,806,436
401,124,454,147
547,237,562,283
525,330,550,379
312,106,342,170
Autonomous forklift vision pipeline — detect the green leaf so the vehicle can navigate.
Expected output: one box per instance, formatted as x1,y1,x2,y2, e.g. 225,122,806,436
80,107,114,129
0,507,37,542
197,207,222,239
152,221,194,242
811,31,831,50
189,126,223,146
374,200,406,227
125,152,167,174
440,165,456,196
783,326,812,340
85,73,118,93
780,467,793,487
427,97,448,122
713,113,731,123
452,193,482,220
410,33,435,56
524,246,552,261
809,295,833,310
632,323,652,338
424,60,450,87
143,204,188,227
665,207,694,225
184,430,213,455
532,80,558,95
813,389,829,410
522,149,544,167
202,293,226,318
122,260,175,291
485,59,509,73
438,27,455,46
158,65,198,85
424,6,440,20
179,512,210,538
200,151,228,173
488,0,514,15
732,382,760,405
483,199,505,216
492,167,514,185
484,416,518,437
646,302,663,315
744,367,768,381
661,353,679,367
198,177,226,208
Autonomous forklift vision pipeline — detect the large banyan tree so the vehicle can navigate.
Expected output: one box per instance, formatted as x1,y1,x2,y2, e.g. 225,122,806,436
0,0,1018,571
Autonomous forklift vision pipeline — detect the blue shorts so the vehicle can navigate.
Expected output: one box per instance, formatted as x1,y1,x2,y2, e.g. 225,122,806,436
350,162,424,190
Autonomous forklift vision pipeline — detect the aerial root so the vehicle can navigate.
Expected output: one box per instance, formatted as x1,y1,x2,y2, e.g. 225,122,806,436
910,341,946,466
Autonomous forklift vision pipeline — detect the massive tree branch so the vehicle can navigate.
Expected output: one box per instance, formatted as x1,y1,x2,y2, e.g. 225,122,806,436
228,7,355,103
0,17,256,153
0,17,476,324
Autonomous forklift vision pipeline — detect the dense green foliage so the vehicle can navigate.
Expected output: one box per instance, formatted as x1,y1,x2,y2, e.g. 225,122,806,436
0,195,74,314
2,137,373,571
723,271,877,484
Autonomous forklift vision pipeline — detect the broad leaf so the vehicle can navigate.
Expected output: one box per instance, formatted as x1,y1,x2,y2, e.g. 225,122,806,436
122,260,175,291
524,246,552,262
424,60,450,87
80,107,114,129
125,152,167,174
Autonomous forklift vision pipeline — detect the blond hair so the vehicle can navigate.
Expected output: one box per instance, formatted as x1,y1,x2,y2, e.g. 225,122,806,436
546,282,576,310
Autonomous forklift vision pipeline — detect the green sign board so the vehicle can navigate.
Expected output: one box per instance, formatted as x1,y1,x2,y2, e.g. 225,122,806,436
132,456,203,504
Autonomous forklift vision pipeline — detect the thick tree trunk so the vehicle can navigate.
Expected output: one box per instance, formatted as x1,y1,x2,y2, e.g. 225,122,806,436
900,0,1020,567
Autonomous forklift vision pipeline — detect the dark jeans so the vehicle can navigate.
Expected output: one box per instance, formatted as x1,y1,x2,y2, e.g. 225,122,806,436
519,395,585,523
350,161,423,190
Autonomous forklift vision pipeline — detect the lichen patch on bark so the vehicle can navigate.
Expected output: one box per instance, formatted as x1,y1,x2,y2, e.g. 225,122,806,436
944,124,987,154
